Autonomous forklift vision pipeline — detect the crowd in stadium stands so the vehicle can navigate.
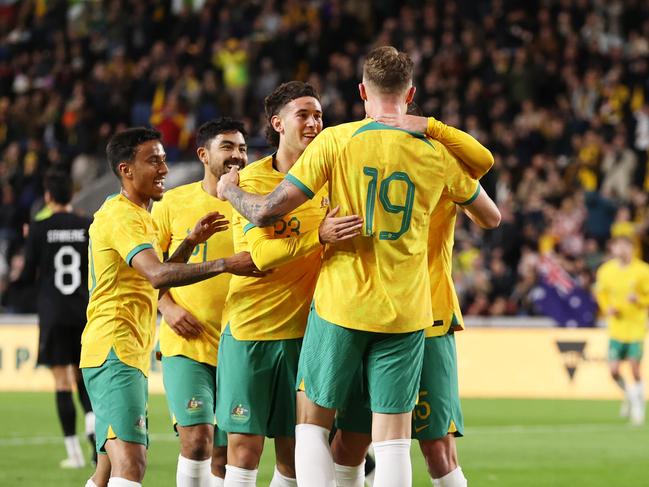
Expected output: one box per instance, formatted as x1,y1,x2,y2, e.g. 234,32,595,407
0,0,648,319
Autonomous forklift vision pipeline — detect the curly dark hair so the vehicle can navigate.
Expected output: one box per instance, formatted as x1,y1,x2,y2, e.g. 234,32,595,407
196,117,247,149
106,127,161,178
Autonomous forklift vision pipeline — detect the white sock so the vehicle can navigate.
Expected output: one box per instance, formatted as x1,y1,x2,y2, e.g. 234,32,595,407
85,411,96,436
223,465,257,486
269,466,297,486
372,439,412,487
107,479,141,487
334,462,365,487
64,435,84,463
177,455,212,486
432,466,467,487
295,424,336,487
85,480,99,487
211,473,225,486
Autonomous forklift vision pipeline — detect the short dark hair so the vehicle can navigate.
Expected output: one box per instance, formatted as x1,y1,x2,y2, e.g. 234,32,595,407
106,127,161,177
43,170,73,205
264,81,320,147
363,46,414,94
196,117,247,149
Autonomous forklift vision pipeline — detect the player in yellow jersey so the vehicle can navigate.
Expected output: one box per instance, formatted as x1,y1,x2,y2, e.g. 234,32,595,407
330,110,500,487
151,118,250,487
215,81,363,487
217,47,486,487
80,128,264,487
595,235,649,426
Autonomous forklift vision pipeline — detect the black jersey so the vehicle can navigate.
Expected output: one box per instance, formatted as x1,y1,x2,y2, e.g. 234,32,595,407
19,212,92,328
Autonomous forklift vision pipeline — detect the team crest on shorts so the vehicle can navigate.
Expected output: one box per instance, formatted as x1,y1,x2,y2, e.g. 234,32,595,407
230,404,250,422
186,397,203,413
134,415,146,432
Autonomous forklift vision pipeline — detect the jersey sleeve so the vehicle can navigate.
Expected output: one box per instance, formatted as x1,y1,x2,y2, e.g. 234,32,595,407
17,222,40,283
245,225,322,271
150,199,172,253
110,212,156,266
285,129,333,199
426,117,494,179
443,150,480,205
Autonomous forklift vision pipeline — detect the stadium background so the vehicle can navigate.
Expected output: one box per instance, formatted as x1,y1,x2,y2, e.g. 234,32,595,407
0,1,648,486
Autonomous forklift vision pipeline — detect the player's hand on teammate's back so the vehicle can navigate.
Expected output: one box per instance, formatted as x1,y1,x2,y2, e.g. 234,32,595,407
162,301,205,339
216,166,240,200
224,251,268,277
188,211,229,245
374,113,428,133
319,206,363,243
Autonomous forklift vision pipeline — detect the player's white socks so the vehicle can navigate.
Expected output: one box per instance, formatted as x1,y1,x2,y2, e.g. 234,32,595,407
268,466,297,486
432,467,468,487
372,439,412,487
630,381,646,425
62,435,85,467
107,478,141,487
85,480,99,487
211,473,225,486
223,465,257,486
85,411,96,436
177,455,212,486
334,462,365,487
295,424,336,487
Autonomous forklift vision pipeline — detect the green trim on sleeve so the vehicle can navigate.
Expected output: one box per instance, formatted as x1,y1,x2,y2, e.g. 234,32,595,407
242,223,256,235
126,243,154,266
456,184,481,206
285,173,315,199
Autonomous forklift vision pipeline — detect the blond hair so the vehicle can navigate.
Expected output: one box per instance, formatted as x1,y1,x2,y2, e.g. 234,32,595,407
362,46,414,94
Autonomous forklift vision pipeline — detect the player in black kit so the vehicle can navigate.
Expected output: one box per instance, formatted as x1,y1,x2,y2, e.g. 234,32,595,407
16,170,96,468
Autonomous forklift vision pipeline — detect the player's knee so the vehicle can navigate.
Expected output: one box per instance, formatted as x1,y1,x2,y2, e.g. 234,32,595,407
228,437,263,469
331,431,370,466
211,446,227,478
179,424,213,460
119,452,146,480
420,438,457,478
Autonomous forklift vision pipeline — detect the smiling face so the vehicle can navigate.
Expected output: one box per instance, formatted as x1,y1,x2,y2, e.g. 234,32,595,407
272,96,323,154
119,139,168,202
198,131,248,180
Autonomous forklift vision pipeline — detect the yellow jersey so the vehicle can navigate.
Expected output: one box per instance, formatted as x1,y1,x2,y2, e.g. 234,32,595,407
80,194,162,375
224,155,328,340
595,258,649,342
151,182,233,366
286,119,478,333
425,193,465,338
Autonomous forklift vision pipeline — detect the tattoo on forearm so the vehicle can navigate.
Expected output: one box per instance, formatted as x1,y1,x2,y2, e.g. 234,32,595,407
157,260,224,288
225,181,290,226
166,238,196,264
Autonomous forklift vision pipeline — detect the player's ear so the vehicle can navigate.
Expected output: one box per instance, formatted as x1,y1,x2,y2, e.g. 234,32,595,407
405,86,416,104
197,146,208,166
270,114,283,136
358,83,367,101
118,161,133,180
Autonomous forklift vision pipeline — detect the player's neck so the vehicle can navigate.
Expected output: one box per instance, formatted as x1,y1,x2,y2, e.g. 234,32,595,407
274,145,301,174
48,203,72,213
617,256,632,267
120,187,149,210
201,176,217,197
365,100,406,120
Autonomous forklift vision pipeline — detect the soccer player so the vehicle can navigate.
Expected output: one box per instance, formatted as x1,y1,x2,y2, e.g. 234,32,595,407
215,81,363,487
217,46,484,487
330,112,499,487
595,234,649,426
80,127,264,487
150,117,249,487
15,170,96,468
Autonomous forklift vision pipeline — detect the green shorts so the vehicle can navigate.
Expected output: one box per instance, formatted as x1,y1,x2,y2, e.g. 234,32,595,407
161,355,227,447
609,339,644,362
215,325,302,438
336,333,463,440
298,305,425,414
82,349,148,453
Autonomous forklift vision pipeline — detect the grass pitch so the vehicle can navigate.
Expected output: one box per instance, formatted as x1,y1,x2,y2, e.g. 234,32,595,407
1,393,647,486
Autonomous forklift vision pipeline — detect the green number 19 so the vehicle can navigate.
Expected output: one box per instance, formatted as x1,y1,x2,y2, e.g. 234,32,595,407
363,166,415,240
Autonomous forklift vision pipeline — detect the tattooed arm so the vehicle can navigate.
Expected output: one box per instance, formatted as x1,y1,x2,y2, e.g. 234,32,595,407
165,211,229,264
219,177,309,227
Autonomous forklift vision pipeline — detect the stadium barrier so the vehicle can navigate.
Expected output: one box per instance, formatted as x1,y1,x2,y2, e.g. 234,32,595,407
1,317,647,399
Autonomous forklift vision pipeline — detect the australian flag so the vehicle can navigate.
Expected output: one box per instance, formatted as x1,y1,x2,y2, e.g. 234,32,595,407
531,255,597,327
